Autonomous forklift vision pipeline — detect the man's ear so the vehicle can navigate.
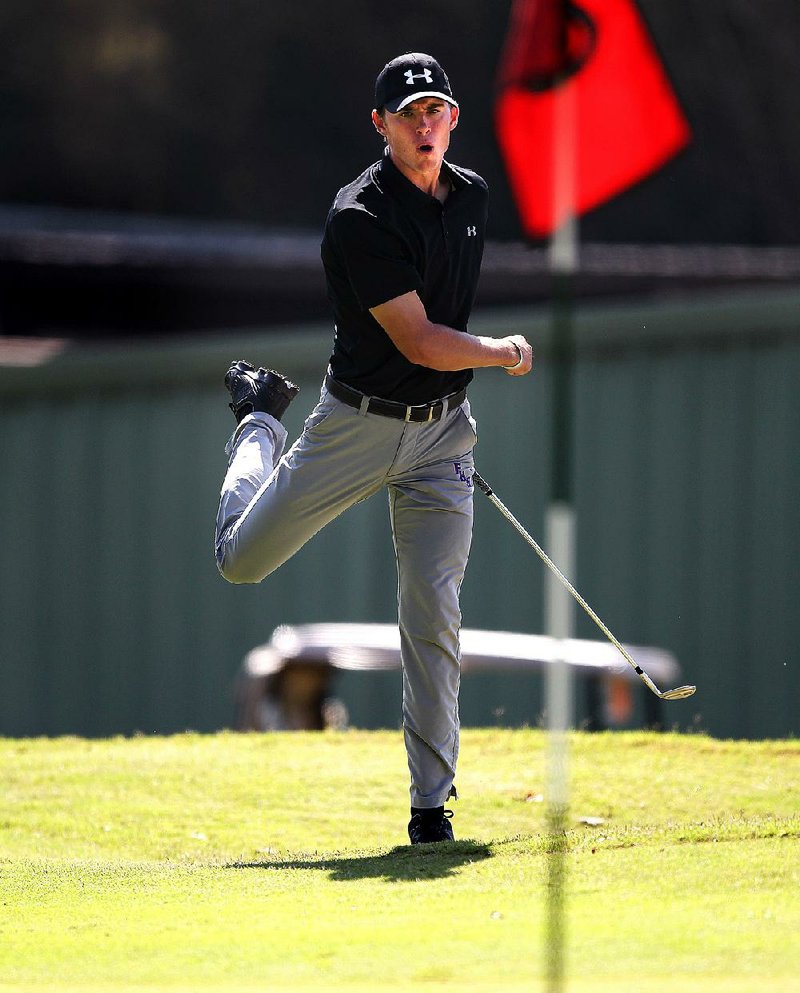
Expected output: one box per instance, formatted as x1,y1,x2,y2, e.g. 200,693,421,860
449,106,460,131
372,108,386,137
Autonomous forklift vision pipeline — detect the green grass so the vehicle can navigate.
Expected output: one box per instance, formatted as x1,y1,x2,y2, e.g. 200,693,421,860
1,730,798,992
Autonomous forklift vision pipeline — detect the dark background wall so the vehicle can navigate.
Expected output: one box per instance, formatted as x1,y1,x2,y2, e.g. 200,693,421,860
1,3,798,742
3,0,800,245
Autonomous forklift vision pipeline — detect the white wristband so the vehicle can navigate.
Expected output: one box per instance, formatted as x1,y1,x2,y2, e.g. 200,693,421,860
503,342,524,371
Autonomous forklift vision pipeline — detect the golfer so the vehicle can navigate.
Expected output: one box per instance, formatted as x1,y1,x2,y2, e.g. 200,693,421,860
215,52,533,844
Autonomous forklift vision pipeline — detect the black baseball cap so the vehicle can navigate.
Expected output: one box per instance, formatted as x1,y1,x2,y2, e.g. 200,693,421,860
374,53,458,114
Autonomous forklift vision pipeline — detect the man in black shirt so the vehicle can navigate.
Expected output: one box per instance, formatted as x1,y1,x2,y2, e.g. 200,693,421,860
215,53,532,845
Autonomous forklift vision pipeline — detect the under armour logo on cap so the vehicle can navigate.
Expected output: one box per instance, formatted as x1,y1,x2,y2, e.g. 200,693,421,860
405,68,433,85
375,53,459,114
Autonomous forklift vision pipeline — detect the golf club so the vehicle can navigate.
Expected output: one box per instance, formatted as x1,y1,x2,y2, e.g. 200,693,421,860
472,470,696,702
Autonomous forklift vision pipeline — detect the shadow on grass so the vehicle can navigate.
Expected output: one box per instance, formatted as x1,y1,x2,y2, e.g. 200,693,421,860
229,840,493,881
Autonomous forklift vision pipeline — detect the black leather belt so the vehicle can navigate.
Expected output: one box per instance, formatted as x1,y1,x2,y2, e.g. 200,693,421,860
325,374,466,423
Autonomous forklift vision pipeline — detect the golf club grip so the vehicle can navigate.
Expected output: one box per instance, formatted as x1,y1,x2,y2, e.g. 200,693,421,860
472,470,492,496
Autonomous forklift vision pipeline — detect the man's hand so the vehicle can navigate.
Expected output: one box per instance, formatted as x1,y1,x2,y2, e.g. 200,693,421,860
502,335,533,376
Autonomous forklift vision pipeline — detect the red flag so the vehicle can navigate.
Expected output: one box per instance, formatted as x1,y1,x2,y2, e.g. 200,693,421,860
495,0,691,239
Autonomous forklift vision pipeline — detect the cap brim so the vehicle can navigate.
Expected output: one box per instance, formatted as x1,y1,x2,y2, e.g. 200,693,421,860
383,91,459,114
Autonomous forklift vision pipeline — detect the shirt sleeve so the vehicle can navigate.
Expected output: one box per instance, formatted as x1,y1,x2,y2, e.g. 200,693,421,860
329,207,423,311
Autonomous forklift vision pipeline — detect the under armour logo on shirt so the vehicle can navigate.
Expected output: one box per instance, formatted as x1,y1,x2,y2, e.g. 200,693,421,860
466,225,477,236
405,68,433,85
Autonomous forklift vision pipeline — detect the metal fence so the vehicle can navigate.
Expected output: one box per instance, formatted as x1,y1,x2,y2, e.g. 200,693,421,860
1,285,798,738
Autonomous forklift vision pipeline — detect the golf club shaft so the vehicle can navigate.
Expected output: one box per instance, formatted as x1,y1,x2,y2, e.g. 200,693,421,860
472,470,689,700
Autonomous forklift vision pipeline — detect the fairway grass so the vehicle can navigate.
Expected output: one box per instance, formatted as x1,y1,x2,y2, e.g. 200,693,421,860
1,730,798,992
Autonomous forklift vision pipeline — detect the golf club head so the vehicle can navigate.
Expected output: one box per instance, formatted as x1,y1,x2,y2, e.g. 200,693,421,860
660,684,697,701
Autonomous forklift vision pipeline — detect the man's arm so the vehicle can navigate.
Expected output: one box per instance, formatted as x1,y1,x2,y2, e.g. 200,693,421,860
370,290,533,377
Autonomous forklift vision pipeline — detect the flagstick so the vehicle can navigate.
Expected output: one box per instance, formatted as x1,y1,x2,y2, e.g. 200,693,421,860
544,73,577,993
544,503,574,993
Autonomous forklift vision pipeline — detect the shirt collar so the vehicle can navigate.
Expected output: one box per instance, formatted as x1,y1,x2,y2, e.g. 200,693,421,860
376,149,468,210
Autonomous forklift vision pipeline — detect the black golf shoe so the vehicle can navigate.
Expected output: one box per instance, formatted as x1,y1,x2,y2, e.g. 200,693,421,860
408,807,455,845
225,360,299,423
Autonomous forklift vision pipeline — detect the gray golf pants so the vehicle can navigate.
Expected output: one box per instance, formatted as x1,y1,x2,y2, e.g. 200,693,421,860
215,383,476,809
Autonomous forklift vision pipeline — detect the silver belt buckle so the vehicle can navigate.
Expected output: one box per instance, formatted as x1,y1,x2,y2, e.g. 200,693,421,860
404,401,438,422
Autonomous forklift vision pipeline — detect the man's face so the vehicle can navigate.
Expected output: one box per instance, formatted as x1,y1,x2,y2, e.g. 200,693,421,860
373,98,459,175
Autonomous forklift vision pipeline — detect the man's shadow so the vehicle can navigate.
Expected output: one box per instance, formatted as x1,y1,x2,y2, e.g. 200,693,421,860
230,839,493,882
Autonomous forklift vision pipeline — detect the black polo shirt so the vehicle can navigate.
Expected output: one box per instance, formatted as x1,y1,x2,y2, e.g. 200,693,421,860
321,150,488,405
